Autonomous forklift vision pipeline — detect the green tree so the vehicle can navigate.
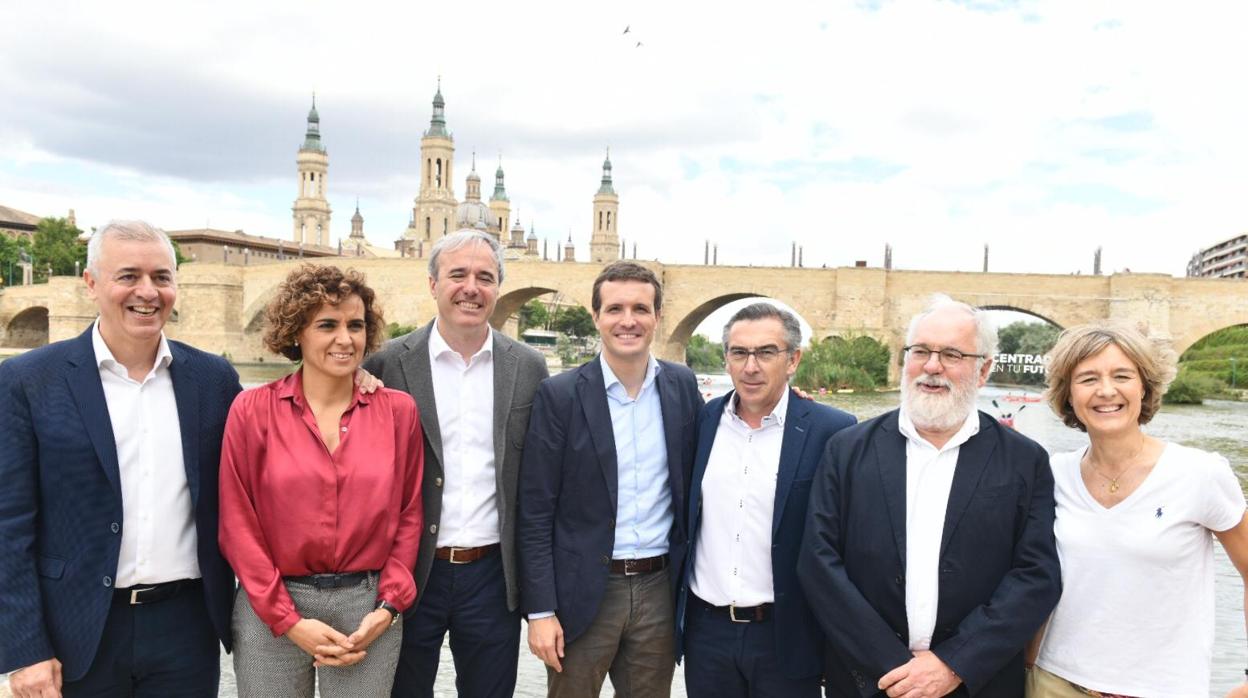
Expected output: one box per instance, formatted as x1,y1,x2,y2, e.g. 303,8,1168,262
387,322,418,339
794,334,890,391
0,234,32,287
171,239,191,267
519,299,550,334
685,334,725,373
552,306,597,338
30,217,87,282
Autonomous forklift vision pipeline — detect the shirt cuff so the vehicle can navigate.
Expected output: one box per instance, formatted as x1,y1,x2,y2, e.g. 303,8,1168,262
528,611,556,620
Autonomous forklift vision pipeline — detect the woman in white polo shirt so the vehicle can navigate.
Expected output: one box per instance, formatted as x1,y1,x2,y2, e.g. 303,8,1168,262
1029,322,1248,698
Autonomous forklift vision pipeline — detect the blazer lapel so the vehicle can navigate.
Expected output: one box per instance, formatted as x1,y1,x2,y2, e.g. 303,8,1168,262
401,323,443,468
939,414,997,559
65,330,123,501
657,363,687,511
578,359,619,512
689,393,726,537
875,411,908,568
492,335,518,474
772,390,810,538
168,344,201,506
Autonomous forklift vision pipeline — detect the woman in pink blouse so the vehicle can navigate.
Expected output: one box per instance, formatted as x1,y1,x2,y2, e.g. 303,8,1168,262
219,265,423,697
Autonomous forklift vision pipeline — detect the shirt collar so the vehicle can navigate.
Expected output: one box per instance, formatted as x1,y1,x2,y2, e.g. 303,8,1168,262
91,318,173,374
277,367,369,407
726,385,789,428
601,353,661,398
430,320,493,363
897,405,980,452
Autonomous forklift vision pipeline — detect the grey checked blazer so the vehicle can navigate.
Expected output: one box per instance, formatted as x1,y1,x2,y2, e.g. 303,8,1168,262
362,321,549,612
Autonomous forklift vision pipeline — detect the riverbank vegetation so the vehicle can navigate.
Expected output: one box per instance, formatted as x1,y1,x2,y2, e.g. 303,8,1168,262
1168,325,1248,404
793,335,890,392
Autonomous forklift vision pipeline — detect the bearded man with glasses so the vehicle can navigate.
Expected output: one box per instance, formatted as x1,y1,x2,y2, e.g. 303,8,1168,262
797,294,1060,698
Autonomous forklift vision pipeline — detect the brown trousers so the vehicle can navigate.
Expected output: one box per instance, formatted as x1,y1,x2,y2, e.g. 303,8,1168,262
547,569,675,698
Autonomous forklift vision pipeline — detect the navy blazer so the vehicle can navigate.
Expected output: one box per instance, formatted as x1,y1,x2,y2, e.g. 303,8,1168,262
516,356,703,644
0,327,242,681
676,389,856,679
797,409,1060,698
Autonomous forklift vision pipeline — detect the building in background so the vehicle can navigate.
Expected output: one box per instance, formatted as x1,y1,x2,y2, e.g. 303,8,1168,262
1188,234,1248,279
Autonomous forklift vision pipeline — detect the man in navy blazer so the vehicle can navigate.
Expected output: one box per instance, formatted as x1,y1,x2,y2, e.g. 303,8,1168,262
0,221,241,697
797,295,1060,697
518,261,703,696
676,303,856,697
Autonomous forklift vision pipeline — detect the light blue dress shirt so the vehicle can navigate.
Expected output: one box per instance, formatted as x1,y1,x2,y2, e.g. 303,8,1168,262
601,354,672,560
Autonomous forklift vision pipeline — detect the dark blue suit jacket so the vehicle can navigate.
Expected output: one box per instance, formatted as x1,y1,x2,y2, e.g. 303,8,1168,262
676,389,856,680
0,327,242,681
797,409,1060,697
517,356,703,644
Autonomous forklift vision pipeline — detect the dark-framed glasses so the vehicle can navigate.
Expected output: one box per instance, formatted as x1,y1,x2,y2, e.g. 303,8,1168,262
903,345,986,365
726,346,791,365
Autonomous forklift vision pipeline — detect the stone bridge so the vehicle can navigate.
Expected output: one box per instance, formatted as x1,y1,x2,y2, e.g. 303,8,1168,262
3,258,1246,384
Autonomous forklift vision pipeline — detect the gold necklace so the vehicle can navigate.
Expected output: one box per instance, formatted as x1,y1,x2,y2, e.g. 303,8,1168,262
1085,439,1147,494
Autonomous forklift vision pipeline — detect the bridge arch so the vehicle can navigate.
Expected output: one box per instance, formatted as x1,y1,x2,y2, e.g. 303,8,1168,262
1174,320,1248,357
5,306,49,348
490,285,592,334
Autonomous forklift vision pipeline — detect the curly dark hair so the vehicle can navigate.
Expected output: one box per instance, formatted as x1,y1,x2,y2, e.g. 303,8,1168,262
263,264,385,361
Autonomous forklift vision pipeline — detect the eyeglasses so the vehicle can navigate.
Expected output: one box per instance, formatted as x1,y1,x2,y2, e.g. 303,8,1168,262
726,346,792,365
903,345,986,365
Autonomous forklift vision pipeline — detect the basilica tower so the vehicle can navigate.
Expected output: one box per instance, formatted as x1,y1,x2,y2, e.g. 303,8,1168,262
292,96,331,246
489,157,512,244
405,81,457,249
588,150,619,264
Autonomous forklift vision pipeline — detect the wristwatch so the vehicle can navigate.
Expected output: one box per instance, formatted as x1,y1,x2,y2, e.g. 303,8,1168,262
375,600,401,627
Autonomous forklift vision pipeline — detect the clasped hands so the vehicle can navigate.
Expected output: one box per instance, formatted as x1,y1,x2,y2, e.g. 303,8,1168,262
879,650,962,698
284,609,392,667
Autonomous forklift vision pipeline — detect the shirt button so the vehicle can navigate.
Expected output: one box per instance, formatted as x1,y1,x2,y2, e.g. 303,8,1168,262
435,477,443,487
102,576,113,587
110,522,120,534
429,524,438,534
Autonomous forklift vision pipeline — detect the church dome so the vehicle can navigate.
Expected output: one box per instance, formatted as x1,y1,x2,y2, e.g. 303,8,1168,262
456,198,492,229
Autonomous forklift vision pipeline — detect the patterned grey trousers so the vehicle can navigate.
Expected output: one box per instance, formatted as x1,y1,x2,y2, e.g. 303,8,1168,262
232,573,402,698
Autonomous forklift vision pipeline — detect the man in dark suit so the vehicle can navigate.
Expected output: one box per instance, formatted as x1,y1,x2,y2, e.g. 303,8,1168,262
362,230,548,698
518,261,703,697
0,220,242,697
676,303,856,697
798,294,1061,698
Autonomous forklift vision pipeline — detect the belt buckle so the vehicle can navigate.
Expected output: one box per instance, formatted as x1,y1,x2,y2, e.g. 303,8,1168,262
622,559,640,576
129,585,157,605
448,547,470,565
729,605,750,624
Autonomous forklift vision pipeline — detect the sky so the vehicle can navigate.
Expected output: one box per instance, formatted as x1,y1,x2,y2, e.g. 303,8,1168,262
3,0,1247,284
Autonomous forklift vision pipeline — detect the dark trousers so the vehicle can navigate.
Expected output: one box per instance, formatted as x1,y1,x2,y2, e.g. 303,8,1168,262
391,552,519,698
64,580,219,698
683,595,819,698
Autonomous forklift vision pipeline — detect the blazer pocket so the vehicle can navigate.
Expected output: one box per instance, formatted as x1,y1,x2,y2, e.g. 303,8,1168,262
37,555,66,579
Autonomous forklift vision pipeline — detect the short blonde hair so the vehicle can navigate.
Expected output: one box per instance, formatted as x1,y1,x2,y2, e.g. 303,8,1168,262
1044,322,1177,431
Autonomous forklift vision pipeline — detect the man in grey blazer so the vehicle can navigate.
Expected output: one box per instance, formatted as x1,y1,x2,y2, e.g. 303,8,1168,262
362,230,549,698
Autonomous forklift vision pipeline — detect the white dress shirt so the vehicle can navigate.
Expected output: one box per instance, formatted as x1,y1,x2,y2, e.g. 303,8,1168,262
93,321,200,588
897,407,979,651
428,322,498,548
690,389,789,607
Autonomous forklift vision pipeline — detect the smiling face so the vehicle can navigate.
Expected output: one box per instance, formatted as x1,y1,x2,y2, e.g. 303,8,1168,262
298,294,366,382
901,306,992,435
429,241,500,342
726,317,801,420
1068,342,1145,437
84,236,177,357
593,279,658,364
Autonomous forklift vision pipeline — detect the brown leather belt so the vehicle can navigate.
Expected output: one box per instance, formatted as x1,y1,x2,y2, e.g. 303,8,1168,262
435,543,500,564
609,554,668,576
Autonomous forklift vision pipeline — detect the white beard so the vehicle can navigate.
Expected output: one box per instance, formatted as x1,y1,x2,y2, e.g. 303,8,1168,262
901,371,979,434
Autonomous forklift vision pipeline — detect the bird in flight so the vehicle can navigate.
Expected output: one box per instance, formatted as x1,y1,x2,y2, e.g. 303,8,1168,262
623,25,630,34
